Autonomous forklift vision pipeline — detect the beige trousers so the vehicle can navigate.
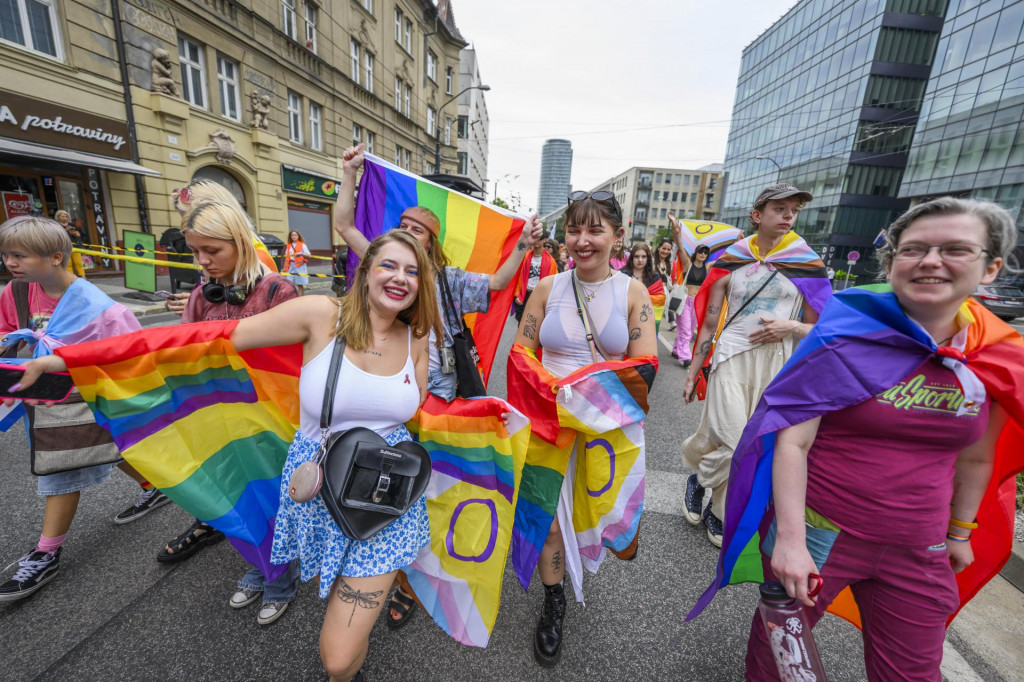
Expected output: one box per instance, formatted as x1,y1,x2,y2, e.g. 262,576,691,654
681,345,789,519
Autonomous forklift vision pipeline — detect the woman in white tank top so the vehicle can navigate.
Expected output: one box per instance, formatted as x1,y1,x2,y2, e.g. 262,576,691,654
511,191,659,667
206,230,441,681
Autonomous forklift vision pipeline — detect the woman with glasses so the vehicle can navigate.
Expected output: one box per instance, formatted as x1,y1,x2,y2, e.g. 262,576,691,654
334,144,543,627
730,198,1024,680
669,211,712,365
512,189,657,667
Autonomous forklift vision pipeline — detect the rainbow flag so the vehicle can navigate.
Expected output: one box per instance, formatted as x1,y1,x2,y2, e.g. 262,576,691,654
647,279,666,332
676,220,742,257
687,287,1024,625
404,395,530,647
352,154,527,382
54,322,301,582
506,345,657,595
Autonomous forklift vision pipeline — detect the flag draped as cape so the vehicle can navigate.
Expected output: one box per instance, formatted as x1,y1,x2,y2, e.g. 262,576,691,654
506,345,657,599
55,321,301,582
404,395,530,648
513,249,558,304
352,154,527,382
686,286,1024,625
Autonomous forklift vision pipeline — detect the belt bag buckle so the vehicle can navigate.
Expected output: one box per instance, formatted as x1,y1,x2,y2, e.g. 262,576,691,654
372,462,393,504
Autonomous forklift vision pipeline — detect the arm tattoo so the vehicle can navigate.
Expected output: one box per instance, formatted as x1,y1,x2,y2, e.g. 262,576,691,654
698,339,712,356
517,241,527,251
629,327,642,340
336,579,384,626
640,303,653,322
706,304,721,315
551,550,562,571
523,312,538,340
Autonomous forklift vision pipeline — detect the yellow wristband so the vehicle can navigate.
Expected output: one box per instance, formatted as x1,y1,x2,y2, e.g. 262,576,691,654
949,517,979,530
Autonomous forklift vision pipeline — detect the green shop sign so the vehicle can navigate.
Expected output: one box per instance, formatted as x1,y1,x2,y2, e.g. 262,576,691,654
281,165,341,199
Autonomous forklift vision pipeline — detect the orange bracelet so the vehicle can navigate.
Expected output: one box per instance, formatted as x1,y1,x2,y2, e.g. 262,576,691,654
949,517,979,530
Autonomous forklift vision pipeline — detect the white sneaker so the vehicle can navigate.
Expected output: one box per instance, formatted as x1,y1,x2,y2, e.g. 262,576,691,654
229,587,262,609
257,601,290,625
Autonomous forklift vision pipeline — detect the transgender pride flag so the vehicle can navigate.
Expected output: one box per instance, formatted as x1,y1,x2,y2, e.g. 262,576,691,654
351,154,527,382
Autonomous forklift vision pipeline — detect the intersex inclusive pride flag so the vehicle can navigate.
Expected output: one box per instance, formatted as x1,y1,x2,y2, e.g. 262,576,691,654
404,395,530,647
507,345,657,601
54,321,301,582
686,286,1024,626
352,154,527,382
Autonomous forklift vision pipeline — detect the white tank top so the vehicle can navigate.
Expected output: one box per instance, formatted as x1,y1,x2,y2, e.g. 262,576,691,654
298,326,419,440
538,270,630,378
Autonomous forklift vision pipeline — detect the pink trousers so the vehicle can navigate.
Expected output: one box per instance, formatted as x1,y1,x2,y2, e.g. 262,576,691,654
673,296,697,360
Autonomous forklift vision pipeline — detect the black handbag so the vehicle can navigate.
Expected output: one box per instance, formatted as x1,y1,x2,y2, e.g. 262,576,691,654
438,269,487,398
290,334,431,541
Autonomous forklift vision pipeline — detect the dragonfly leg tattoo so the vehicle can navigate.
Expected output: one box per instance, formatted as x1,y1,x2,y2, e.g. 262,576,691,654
336,579,384,626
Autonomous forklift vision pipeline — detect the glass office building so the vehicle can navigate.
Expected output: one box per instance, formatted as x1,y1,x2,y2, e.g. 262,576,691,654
900,0,1024,269
537,139,573,217
720,0,948,274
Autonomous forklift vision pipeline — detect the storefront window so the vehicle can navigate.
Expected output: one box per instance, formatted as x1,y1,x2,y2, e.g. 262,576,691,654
0,0,62,59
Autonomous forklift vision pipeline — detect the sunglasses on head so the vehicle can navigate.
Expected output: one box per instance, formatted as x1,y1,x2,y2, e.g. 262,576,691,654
172,187,193,205
568,190,615,204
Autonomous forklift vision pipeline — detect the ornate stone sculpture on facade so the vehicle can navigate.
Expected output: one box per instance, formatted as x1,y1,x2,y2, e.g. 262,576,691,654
150,48,179,97
250,91,271,130
206,129,237,164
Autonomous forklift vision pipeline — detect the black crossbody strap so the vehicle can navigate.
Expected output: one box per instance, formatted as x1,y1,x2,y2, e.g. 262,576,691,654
437,268,465,332
570,273,611,362
718,268,779,338
320,334,347,432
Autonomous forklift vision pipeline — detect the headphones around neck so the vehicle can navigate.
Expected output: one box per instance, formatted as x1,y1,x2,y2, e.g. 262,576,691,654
202,275,262,306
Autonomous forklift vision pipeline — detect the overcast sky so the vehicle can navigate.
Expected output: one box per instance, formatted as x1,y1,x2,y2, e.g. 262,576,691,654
452,0,799,214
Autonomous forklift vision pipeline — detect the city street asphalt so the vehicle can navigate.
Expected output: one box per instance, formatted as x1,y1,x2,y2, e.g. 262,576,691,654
1,277,1021,681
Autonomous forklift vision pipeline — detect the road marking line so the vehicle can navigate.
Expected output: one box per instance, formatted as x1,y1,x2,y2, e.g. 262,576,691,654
940,640,984,682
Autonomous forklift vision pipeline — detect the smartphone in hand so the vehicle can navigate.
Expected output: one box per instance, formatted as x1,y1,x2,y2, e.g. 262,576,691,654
0,365,74,401
153,290,176,299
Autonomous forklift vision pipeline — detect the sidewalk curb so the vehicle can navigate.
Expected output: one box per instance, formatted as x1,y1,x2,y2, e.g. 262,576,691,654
1000,540,1024,593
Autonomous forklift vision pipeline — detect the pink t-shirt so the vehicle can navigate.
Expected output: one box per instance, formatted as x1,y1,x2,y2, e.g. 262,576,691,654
0,282,60,334
182,273,298,323
805,357,989,547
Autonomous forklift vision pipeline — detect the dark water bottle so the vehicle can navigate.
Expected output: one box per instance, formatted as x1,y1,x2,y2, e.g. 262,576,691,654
757,581,829,682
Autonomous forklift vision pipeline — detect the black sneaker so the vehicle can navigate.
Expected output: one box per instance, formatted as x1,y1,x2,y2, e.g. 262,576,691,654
703,506,723,548
0,548,60,602
683,474,706,526
114,489,171,525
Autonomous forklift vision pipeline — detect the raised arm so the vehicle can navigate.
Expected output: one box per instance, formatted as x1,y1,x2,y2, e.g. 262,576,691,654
512,276,552,350
625,279,658,359
334,144,371,261
668,213,691,272
770,417,823,607
682,273,729,402
488,215,545,291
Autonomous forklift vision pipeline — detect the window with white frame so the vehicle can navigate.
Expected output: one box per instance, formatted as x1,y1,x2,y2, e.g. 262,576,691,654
287,91,302,144
178,36,208,108
457,115,468,138
403,148,410,169
352,123,362,146
360,0,372,13
216,54,241,121
427,50,437,82
282,0,297,39
350,39,360,86
394,76,402,112
365,131,375,154
444,118,451,145
403,83,411,117
445,66,453,94
394,8,402,44
457,152,467,175
394,144,403,167
304,3,317,52
1,0,63,58
426,107,435,137
363,51,374,93
404,18,412,52
426,162,436,174
309,103,322,151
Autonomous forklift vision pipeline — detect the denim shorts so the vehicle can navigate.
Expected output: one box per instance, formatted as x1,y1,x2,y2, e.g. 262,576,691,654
37,462,116,496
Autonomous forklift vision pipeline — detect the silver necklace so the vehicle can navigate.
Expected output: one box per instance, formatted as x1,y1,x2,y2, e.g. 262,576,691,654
574,269,612,302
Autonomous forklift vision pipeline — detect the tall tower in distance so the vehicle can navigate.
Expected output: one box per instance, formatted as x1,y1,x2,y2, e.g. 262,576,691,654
537,139,573,217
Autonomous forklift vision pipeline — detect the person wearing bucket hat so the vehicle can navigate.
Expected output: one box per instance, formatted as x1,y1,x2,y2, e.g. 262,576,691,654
679,183,832,548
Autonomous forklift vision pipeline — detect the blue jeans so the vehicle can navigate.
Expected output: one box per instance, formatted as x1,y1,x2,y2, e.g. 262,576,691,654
237,559,300,604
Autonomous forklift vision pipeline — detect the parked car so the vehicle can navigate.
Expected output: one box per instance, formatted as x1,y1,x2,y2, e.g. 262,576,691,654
973,284,1024,322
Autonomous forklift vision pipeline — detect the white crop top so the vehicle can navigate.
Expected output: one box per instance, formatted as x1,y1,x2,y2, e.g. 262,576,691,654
298,326,420,440
538,270,630,378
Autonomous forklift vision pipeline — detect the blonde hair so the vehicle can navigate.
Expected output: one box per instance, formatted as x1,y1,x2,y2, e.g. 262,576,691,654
0,215,72,265
54,210,70,222
175,179,256,231
336,230,442,350
181,201,263,287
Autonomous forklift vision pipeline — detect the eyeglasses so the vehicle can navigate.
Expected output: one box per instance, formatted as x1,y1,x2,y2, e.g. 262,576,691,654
568,190,615,203
892,242,991,262
172,187,193,205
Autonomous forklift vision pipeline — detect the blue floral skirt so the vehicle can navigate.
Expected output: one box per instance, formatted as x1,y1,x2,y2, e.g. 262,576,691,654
270,427,430,599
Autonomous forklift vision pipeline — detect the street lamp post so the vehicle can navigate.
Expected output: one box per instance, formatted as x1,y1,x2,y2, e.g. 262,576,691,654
435,84,490,173
755,155,782,183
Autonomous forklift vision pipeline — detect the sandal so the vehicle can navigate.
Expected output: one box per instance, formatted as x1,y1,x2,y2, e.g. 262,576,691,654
156,519,225,563
385,586,418,629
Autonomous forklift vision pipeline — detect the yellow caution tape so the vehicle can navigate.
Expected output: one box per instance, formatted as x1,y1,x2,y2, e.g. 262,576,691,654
86,241,336,261
280,271,346,280
73,247,198,270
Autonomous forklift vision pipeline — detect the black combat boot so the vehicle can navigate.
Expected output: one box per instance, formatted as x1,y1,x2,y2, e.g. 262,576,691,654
534,582,567,667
